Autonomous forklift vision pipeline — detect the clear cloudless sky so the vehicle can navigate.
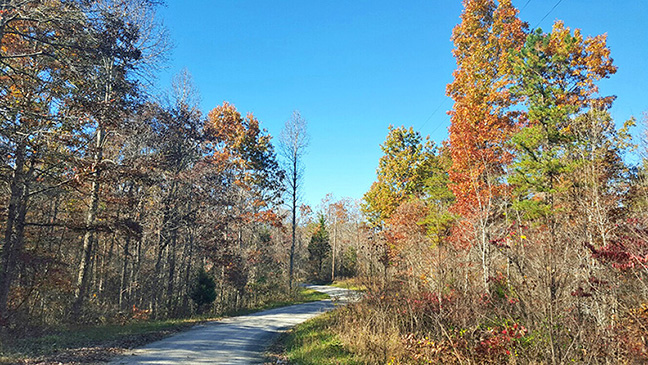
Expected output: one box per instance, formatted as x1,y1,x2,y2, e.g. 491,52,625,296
154,0,648,208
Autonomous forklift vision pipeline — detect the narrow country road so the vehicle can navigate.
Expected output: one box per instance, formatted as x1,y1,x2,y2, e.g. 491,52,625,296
110,285,357,365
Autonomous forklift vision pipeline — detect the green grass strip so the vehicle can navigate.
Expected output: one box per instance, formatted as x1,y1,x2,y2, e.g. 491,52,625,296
282,311,361,365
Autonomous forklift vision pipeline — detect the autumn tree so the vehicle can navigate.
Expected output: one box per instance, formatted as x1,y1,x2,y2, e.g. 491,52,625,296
280,111,309,290
361,125,453,291
0,1,293,333
447,0,526,214
317,195,363,281
510,23,618,224
362,126,437,227
446,0,526,292
200,101,285,311
507,22,621,361
143,71,202,317
339,3,645,363
0,0,97,321
71,0,167,318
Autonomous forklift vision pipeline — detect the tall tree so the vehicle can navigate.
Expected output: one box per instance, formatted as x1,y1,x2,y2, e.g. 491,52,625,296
509,22,618,362
201,101,284,310
150,70,202,317
511,22,617,222
71,0,166,318
0,0,90,321
446,0,526,291
280,111,309,290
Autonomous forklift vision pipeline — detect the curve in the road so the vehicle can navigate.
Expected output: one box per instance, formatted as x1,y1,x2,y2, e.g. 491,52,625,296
111,285,357,365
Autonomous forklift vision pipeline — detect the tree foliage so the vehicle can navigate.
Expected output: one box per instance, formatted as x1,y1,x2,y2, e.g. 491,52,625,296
362,126,437,226
308,215,331,282
190,268,216,313
0,1,290,328
510,22,618,220
349,1,648,363
446,0,527,217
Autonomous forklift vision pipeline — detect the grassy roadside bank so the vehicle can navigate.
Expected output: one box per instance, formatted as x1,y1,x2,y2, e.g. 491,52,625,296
330,278,367,292
265,310,360,365
265,281,367,365
1,288,328,364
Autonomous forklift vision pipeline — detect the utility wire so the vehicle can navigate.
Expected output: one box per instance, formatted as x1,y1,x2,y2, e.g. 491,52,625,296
534,0,564,29
521,0,532,10
418,98,447,131
420,0,564,141
427,101,451,137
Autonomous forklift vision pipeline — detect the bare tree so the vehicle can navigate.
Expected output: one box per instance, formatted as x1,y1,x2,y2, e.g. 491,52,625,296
280,111,309,290
72,0,168,318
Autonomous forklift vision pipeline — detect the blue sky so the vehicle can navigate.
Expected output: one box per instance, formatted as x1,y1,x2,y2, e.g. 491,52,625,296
155,1,647,208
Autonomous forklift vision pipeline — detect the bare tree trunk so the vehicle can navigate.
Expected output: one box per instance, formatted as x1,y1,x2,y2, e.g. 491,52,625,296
280,111,308,291
182,227,194,315
0,141,27,320
152,238,165,317
165,231,178,316
72,55,114,318
72,125,105,318
219,266,226,312
47,196,61,251
153,178,179,317
289,161,297,290
98,232,116,300
119,235,130,310
1,178,30,321
331,216,337,282
152,208,170,317
130,233,143,308
129,197,146,308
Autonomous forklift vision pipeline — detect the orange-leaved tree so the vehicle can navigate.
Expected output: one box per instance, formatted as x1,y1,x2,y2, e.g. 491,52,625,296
446,0,527,291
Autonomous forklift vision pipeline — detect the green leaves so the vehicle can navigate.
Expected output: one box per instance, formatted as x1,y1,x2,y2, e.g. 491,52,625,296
510,22,618,220
190,268,216,313
362,125,438,227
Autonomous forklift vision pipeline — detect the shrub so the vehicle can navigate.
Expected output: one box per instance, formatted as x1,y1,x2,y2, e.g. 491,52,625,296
190,268,216,313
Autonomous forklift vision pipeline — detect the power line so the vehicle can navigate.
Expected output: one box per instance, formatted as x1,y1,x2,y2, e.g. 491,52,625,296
534,0,564,29
521,0,532,10
419,0,564,141
428,103,451,137
418,98,447,131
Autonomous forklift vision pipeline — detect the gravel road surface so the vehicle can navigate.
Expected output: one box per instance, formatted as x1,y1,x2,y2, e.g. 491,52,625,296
110,285,356,364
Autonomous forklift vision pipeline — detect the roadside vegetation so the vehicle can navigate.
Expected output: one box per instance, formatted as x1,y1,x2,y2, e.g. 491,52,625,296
2,0,647,364
0,288,328,364
0,0,366,357
330,278,367,292
1,318,201,364
267,310,360,365
274,0,648,362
